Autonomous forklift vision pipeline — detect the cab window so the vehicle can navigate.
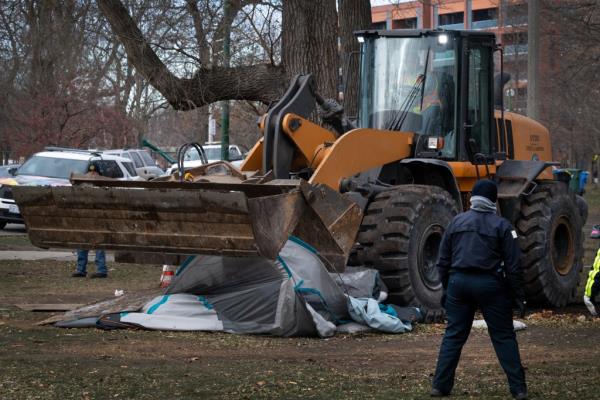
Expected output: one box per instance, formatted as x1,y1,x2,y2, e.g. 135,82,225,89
466,45,492,155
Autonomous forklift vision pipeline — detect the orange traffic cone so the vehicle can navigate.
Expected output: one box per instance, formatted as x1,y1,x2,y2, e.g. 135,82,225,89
159,265,176,288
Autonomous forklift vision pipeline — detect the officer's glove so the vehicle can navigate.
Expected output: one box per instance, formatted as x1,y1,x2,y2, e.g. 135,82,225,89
515,298,527,319
584,295,598,316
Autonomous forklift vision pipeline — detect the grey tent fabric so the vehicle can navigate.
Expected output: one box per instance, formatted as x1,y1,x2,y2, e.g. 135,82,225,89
331,267,388,302
278,238,350,323
164,253,317,336
51,237,417,337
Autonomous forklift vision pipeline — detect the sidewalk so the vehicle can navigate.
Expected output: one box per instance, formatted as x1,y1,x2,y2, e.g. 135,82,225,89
0,250,115,261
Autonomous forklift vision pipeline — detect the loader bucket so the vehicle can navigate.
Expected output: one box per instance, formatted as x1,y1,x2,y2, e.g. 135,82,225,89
13,179,362,270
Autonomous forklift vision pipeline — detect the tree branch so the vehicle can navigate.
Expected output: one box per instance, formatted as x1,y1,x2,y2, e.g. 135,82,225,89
97,0,285,110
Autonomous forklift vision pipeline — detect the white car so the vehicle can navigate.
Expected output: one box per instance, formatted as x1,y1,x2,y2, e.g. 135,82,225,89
167,144,246,175
0,148,141,229
104,149,165,180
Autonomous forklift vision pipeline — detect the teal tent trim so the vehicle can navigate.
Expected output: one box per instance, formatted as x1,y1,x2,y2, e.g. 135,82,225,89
175,256,196,276
147,295,170,314
277,255,293,278
289,235,318,254
197,295,214,310
379,303,398,318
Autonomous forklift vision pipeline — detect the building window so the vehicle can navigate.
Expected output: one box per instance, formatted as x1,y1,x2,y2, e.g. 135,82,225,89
503,4,528,26
439,12,463,27
392,17,417,29
472,8,498,29
502,32,528,57
372,21,386,30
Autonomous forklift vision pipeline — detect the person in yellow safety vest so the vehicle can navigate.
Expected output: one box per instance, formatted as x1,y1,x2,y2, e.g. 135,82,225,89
422,73,442,111
409,73,442,115
584,247,600,316
419,72,446,138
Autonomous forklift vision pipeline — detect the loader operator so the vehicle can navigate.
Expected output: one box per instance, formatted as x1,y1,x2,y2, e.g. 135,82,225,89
418,68,456,157
431,179,527,400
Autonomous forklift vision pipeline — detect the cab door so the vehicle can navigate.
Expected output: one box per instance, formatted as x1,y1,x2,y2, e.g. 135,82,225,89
459,38,495,162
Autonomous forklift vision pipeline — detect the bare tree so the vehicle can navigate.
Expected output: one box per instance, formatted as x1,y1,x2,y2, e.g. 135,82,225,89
339,0,372,117
96,0,371,110
537,0,600,168
97,0,287,111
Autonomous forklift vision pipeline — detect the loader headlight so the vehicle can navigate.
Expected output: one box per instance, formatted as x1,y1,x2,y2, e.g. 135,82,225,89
438,34,449,45
357,36,364,44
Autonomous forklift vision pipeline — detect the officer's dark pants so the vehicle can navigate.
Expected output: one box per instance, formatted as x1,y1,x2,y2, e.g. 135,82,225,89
432,271,526,396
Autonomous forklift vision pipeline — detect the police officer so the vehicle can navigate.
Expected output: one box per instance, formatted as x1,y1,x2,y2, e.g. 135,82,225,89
431,179,527,400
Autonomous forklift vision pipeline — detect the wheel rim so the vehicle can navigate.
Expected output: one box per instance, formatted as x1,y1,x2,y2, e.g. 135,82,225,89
418,224,444,290
552,216,575,276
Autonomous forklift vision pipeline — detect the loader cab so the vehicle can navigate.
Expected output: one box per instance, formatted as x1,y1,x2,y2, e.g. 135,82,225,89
356,30,496,163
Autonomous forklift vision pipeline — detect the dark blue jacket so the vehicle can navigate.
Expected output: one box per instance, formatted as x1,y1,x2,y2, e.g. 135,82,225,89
436,209,525,300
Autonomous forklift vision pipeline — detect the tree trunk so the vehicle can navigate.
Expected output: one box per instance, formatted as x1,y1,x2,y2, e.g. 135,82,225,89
282,0,339,98
339,0,372,117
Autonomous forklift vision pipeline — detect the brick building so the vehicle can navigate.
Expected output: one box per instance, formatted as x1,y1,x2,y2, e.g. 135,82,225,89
371,1,529,114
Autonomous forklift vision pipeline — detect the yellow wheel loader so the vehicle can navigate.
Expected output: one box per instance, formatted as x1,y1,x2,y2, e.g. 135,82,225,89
14,30,585,321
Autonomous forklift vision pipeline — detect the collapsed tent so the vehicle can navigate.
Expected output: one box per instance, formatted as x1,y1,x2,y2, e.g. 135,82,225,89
54,238,421,337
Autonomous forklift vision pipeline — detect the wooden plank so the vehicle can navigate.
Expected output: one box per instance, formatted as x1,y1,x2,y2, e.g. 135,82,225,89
16,304,84,312
27,229,259,255
26,216,255,236
22,206,252,224
67,178,299,198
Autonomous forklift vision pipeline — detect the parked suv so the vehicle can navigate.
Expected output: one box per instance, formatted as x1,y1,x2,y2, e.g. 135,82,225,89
0,148,140,229
104,149,164,180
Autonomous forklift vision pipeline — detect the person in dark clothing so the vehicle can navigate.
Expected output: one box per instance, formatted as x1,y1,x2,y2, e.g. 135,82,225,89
431,179,527,400
71,163,108,279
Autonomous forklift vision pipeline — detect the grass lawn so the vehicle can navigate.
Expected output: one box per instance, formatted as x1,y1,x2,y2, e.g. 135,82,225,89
0,257,599,399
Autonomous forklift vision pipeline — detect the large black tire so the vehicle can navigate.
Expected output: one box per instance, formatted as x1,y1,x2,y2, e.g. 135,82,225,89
516,182,584,306
575,194,588,225
0,220,6,230
352,185,459,322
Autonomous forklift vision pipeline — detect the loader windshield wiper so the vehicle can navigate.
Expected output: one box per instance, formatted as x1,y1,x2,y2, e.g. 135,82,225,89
384,74,424,131
419,46,431,112
385,45,430,132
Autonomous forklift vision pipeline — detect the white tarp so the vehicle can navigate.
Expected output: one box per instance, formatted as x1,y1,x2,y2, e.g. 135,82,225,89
120,294,223,331
348,297,412,333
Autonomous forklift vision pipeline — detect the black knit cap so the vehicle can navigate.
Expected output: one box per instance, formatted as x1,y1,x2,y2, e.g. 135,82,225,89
472,179,498,203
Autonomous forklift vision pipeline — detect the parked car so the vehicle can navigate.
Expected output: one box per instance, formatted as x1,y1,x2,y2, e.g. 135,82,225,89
104,149,164,180
166,143,246,175
0,148,140,229
0,164,20,177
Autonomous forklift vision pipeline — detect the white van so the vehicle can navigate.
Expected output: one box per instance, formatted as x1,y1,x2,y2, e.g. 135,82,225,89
105,149,165,180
